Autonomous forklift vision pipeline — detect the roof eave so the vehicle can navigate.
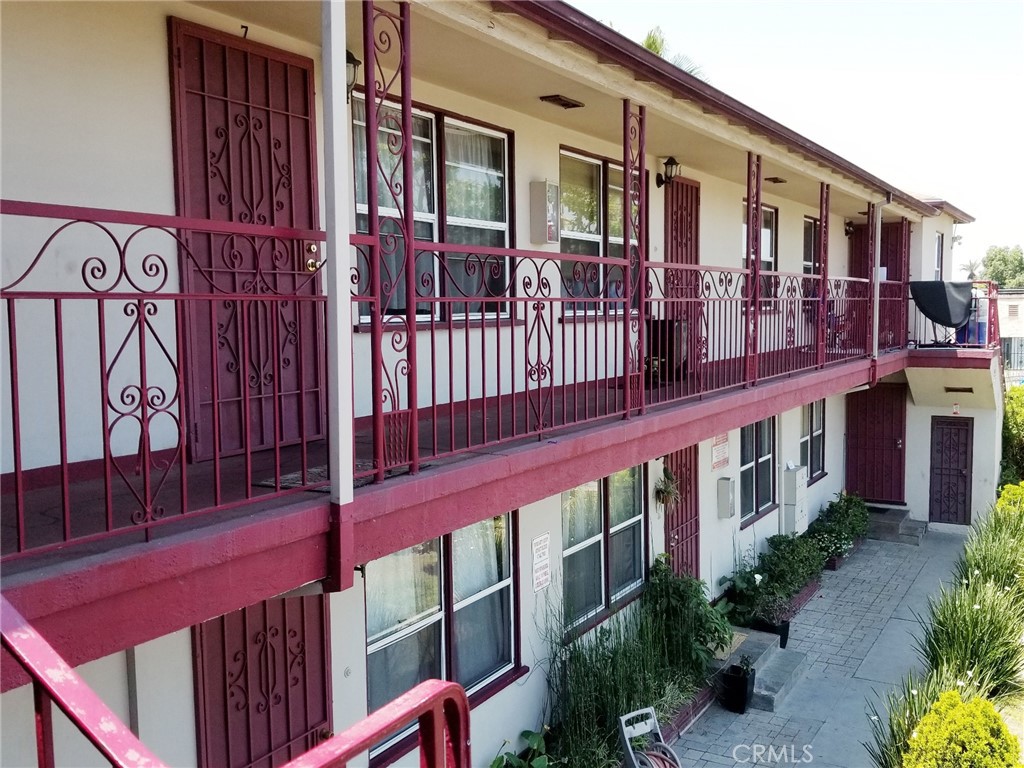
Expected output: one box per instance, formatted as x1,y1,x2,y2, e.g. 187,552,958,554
498,0,940,217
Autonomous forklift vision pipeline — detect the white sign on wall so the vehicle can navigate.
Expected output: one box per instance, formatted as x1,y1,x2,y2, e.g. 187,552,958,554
532,532,551,592
712,433,729,470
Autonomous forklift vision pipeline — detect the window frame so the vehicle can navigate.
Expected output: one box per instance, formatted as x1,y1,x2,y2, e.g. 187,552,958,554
803,216,821,275
364,513,518,758
353,95,514,322
934,232,944,281
800,399,826,483
561,466,647,630
740,417,777,523
742,201,779,272
558,147,640,317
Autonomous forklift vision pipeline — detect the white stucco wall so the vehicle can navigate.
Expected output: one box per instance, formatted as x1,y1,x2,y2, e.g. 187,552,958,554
905,401,1002,527
698,397,847,598
0,651,131,768
0,1,329,472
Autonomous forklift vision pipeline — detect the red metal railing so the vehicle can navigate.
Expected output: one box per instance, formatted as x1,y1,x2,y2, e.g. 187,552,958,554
351,236,882,481
1,594,163,767
908,281,1000,349
1,594,470,768
1,200,329,560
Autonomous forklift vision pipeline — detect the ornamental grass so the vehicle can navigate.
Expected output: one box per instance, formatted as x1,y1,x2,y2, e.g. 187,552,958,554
915,579,1024,706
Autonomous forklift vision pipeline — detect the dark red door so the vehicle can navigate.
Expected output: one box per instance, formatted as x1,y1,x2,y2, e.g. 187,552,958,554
662,177,700,385
846,383,906,504
194,596,332,768
170,19,323,460
929,417,973,524
664,446,699,577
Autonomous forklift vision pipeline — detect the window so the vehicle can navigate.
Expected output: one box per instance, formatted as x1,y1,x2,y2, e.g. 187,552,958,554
742,203,778,272
561,466,645,626
1003,338,1024,369
365,515,514,725
803,217,821,275
353,98,510,318
559,151,639,314
740,417,776,520
800,399,825,481
934,233,944,280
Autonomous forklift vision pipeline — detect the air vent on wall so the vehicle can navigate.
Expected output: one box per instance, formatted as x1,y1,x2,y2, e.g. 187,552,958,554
944,386,974,394
539,94,585,110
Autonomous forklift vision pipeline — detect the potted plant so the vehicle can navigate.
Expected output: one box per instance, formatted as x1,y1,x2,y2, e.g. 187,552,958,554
720,655,755,714
751,591,792,649
653,465,681,507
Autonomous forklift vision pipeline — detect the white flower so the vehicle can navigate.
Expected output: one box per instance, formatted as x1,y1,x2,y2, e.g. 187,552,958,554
973,604,981,610
911,689,918,695
870,715,880,721
957,680,965,687
911,731,918,739
967,670,973,679
754,574,763,586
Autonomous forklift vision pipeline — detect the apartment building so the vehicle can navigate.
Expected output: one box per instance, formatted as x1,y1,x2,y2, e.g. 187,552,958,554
0,2,1003,766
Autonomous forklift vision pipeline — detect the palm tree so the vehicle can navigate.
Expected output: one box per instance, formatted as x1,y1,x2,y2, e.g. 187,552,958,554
642,26,709,83
961,259,982,280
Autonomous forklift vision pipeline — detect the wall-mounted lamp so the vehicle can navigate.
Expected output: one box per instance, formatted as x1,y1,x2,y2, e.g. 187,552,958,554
844,220,855,237
346,50,361,104
655,156,680,188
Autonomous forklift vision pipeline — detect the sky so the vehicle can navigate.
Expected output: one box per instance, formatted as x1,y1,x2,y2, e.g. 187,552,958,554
569,0,1024,273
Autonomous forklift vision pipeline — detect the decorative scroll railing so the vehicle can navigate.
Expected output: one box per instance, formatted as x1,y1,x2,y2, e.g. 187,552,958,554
1,594,470,768
0,200,329,560
351,237,881,481
908,280,1000,350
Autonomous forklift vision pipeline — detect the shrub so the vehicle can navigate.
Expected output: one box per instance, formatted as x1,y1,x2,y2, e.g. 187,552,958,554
915,580,1024,706
1001,386,1024,488
757,534,826,598
866,666,993,768
902,690,1019,768
993,482,1024,540
644,555,732,681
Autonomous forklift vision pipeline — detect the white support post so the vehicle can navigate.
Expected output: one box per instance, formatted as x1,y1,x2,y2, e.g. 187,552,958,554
323,0,354,507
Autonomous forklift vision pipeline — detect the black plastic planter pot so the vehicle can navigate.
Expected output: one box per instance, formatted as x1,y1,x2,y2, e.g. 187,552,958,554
753,619,791,649
720,665,755,714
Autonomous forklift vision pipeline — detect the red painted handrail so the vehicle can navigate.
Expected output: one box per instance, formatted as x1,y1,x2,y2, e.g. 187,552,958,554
282,680,471,768
1,595,470,768
0,198,327,242
1,595,165,767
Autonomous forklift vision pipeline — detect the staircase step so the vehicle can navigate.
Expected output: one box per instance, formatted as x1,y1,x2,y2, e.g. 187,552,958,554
713,627,781,675
867,507,921,544
750,649,807,712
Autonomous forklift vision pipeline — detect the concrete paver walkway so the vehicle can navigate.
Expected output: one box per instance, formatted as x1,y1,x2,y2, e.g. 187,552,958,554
674,531,967,767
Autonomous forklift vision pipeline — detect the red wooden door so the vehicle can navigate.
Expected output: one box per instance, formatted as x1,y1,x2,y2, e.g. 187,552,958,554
170,19,323,460
663,177,700,384
845,383,906,504
194,596,332,768
664,446,699,577
929,417,973,524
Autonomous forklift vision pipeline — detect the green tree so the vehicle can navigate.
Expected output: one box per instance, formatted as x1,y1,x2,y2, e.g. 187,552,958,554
980,245,1024,288
642,26,709,82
